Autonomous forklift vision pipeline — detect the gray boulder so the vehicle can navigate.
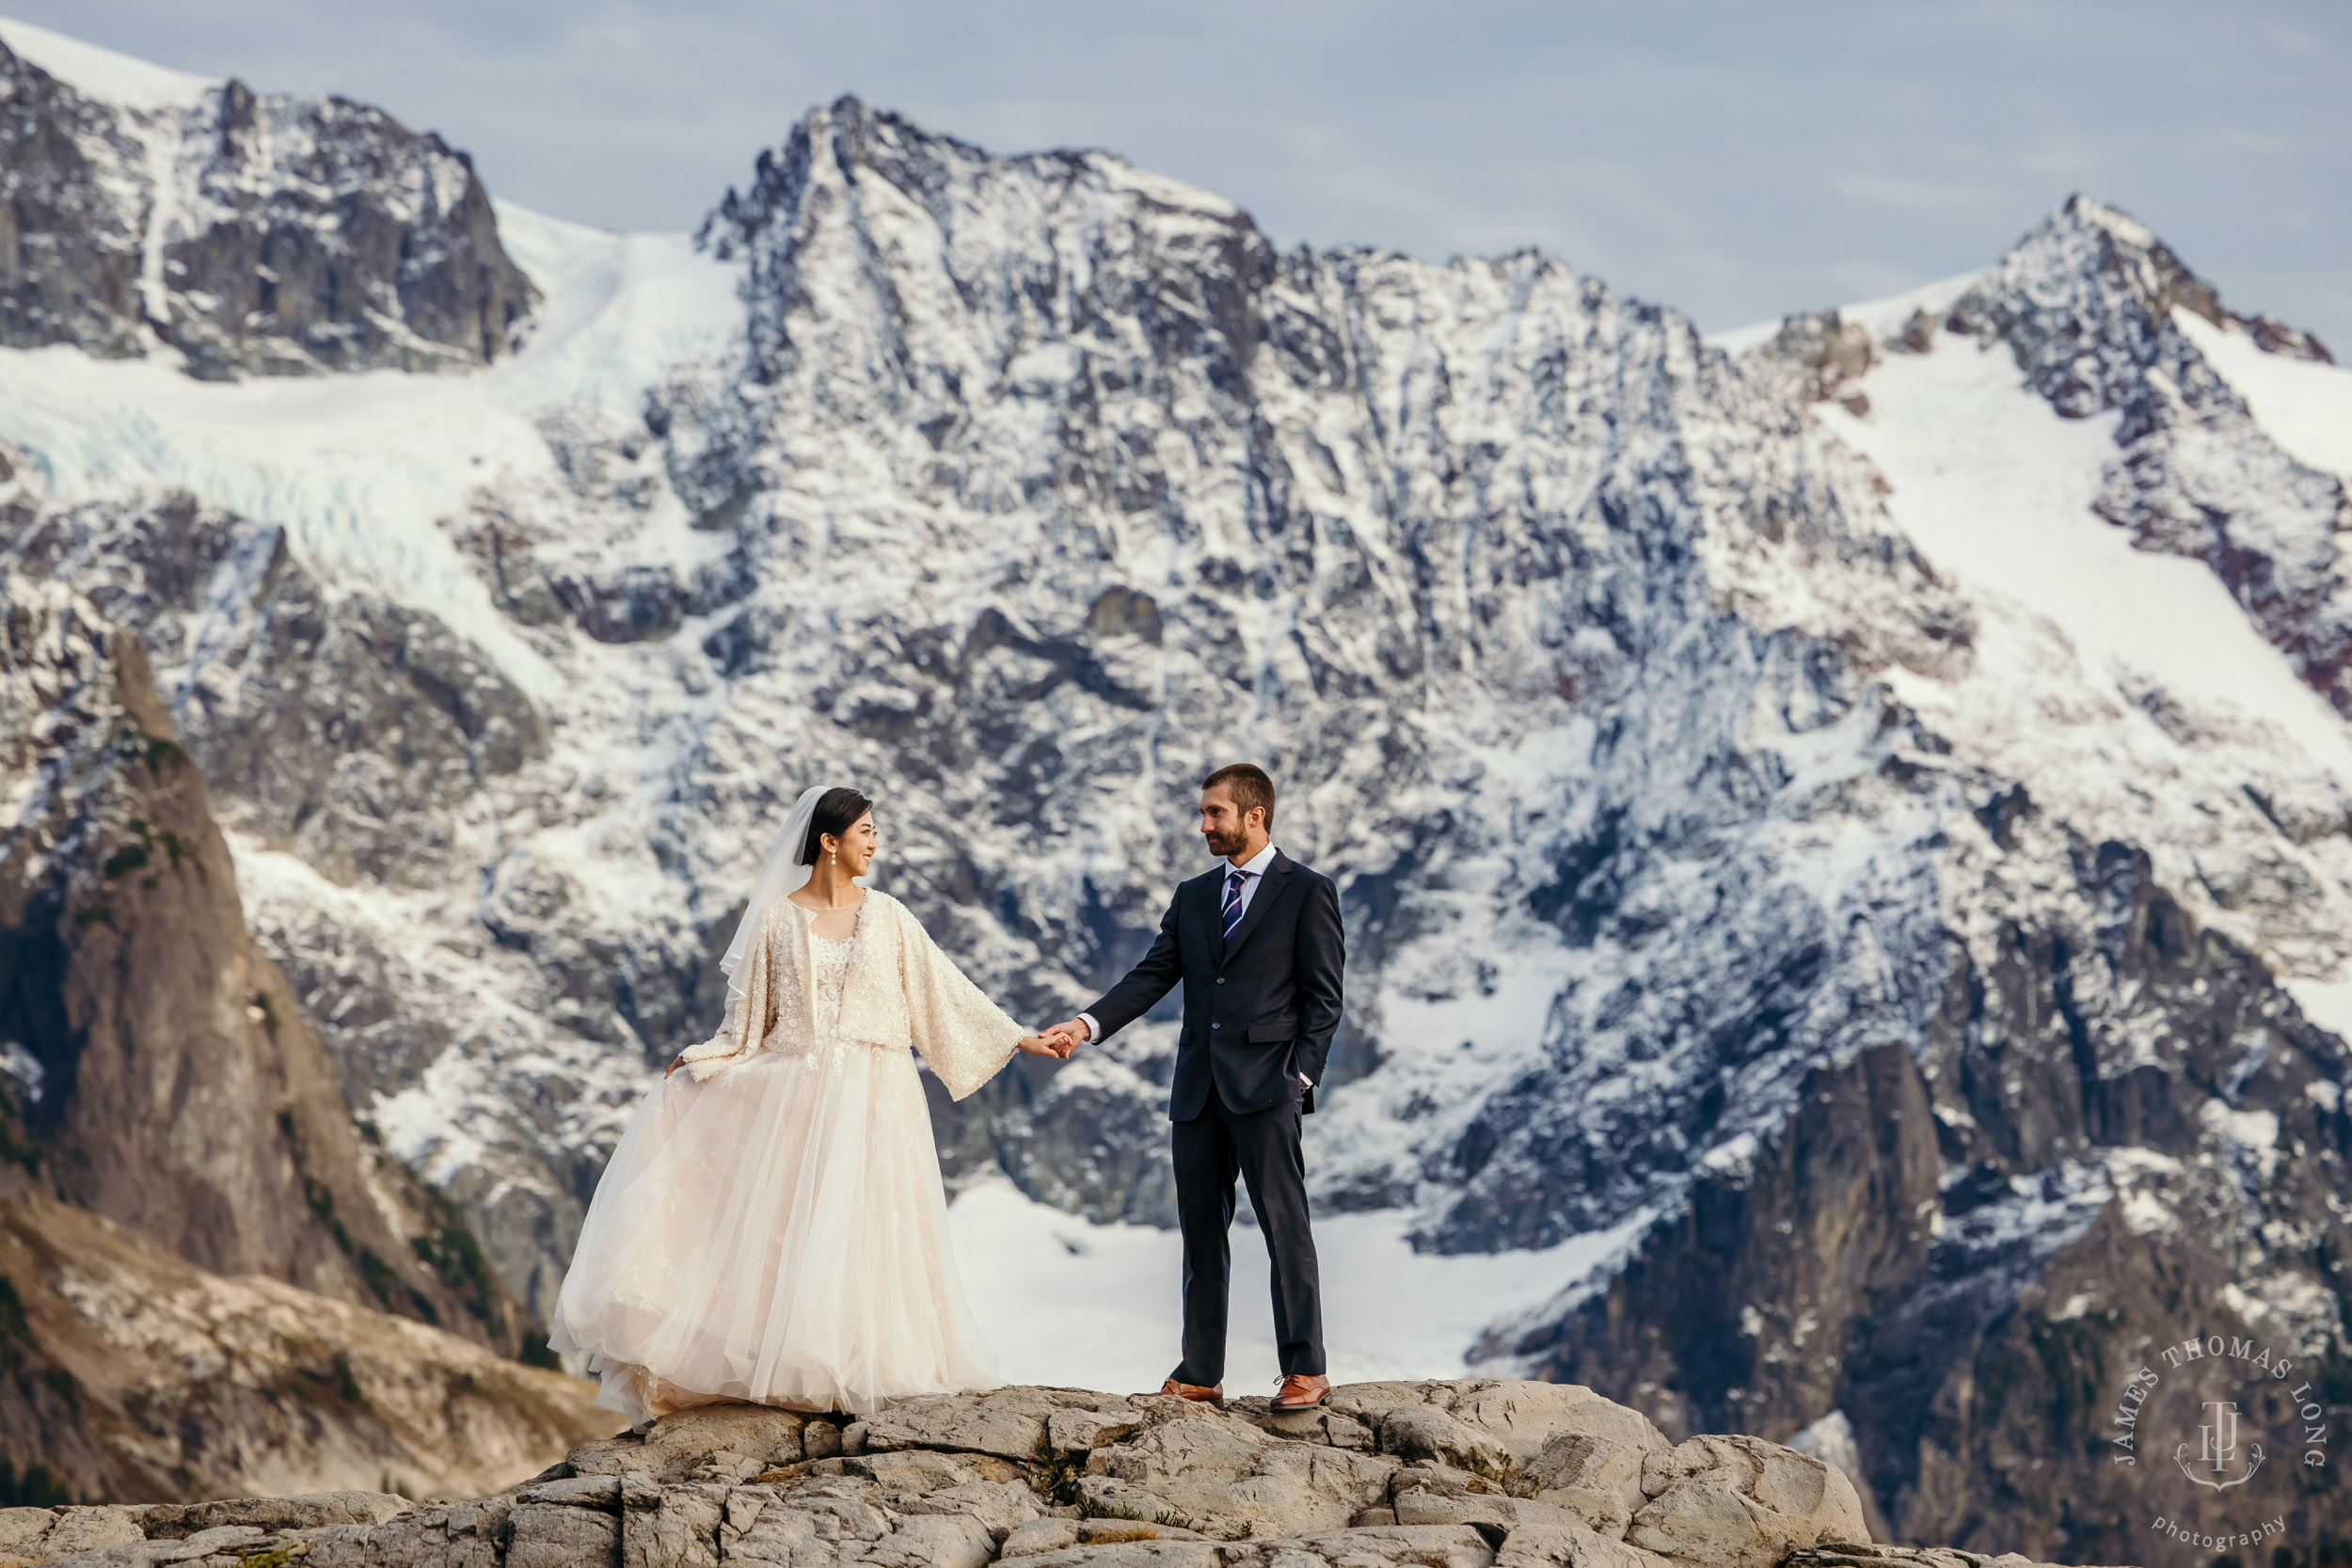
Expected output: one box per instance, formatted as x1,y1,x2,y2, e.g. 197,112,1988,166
1220,1523,1499,1568
1624,1435,1868,1568
1075,1401,1397,1541
863,1386,1113,1462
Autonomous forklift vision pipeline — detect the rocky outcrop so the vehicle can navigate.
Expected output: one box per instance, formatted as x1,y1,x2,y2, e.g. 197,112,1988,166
1752,311,1876,412
0,1380,2071,1568
0,35,534,377
0,573,597,1498
0,574,534,1346
0,1189,607,1506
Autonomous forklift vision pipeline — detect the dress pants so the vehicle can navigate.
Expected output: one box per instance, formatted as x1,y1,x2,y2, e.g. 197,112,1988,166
1169,1083,1326,1385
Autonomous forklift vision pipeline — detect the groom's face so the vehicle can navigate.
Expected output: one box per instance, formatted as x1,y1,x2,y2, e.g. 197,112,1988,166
1199,784,1261,859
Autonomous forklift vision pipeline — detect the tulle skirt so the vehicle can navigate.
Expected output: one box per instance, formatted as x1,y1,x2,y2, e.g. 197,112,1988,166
547,1037,1002,1423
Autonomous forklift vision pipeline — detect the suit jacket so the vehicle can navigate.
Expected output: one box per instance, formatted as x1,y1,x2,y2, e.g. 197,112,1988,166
1085,850,1345,1119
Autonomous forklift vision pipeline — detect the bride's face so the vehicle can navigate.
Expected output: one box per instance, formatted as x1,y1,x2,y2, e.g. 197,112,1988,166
832,811,878,877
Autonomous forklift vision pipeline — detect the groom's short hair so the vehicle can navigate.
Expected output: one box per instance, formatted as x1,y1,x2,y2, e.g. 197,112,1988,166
1201,763,1275,831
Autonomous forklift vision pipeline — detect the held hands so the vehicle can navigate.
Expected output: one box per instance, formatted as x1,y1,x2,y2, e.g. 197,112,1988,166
1016,1019,1090,1060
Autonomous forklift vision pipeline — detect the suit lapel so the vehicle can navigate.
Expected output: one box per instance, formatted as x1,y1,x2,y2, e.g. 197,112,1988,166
1216,853,1294,968
1187,871,1223,973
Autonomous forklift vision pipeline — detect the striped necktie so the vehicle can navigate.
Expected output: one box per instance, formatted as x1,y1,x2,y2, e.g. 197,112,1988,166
1221,868,1250,946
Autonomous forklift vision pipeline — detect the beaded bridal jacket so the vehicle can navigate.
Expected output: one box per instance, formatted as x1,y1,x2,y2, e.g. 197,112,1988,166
548,888,1025,1422
678,888,1021,1099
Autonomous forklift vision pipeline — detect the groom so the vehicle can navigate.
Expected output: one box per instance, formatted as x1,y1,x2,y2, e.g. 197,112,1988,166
1046,764,1344,1412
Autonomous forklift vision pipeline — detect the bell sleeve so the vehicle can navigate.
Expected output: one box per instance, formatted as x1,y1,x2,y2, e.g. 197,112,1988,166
898,902,1023,1101
677,902,783,1082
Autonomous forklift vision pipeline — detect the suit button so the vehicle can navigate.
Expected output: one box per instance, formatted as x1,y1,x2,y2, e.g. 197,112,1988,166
1211,1022,1220,1030
1216,977,1226,985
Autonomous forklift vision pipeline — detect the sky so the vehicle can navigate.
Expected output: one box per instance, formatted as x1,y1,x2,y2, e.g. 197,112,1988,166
15,2,2351,349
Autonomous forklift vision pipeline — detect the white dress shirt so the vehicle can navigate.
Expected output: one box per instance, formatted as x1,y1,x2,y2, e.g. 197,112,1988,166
1078,843,1279,1046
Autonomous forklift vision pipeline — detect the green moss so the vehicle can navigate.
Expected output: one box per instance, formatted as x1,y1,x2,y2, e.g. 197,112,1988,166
73,904,114,930
411,1190,498,1323
158,828,199,878
1027,1449,1087,1509
92,810,201,884
303,1178,355,1258
1459,1447,1543,1499
355,1247,401,1311
404,1283,440,1327
100,842,149,879
40,1365,76,1409
124,732,187,773
518,1329,562,1370
0,1455,73,1507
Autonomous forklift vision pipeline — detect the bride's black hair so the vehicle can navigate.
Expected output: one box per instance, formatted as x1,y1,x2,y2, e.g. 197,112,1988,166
799,786,873,865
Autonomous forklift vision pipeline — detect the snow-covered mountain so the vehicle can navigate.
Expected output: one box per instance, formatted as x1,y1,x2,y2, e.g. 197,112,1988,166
3,20,2348,1559
0,17,532,378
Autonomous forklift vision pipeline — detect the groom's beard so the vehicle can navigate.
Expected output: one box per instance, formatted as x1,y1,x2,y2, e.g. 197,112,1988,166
1202,827,1248,858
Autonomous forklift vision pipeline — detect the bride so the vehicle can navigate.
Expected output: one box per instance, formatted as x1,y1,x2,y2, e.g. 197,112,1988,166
548,784,1068,1424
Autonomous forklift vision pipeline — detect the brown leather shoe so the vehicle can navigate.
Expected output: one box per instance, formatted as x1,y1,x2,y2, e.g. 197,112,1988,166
1271,1373,1330,1412
1156,1376,1223,1402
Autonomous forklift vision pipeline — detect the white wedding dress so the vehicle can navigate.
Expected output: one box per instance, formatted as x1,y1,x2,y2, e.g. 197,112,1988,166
548,895,1010,1423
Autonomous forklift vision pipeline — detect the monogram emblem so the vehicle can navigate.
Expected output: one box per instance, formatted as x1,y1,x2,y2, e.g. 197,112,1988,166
2173,1400,2264,1490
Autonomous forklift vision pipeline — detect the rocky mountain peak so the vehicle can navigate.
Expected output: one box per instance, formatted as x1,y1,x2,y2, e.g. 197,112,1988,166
1947,193,2239,416
690,90,1261,424
1940,193,2352,714
0,24,536,378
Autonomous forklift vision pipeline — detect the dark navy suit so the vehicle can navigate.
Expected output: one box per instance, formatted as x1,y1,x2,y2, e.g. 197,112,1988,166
1084,849,1344,1381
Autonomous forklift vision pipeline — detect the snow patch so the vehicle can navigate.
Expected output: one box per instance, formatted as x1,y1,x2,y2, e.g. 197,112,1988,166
1701,1132,1760,1177
1828,341,2352,777
947,1177,1605,1391
491,202,746,417
1785,1408,1865,1479
2175,309,2352,482
0,14,214,110
2287,976,2352,1043
0,203,743,705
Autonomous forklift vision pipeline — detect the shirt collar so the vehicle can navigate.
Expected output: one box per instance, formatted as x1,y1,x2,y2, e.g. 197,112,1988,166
1227,842,1279,879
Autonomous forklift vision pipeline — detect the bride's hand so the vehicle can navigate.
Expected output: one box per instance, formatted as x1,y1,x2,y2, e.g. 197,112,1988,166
665,1054,686,1079
1015,1034,1063,1058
